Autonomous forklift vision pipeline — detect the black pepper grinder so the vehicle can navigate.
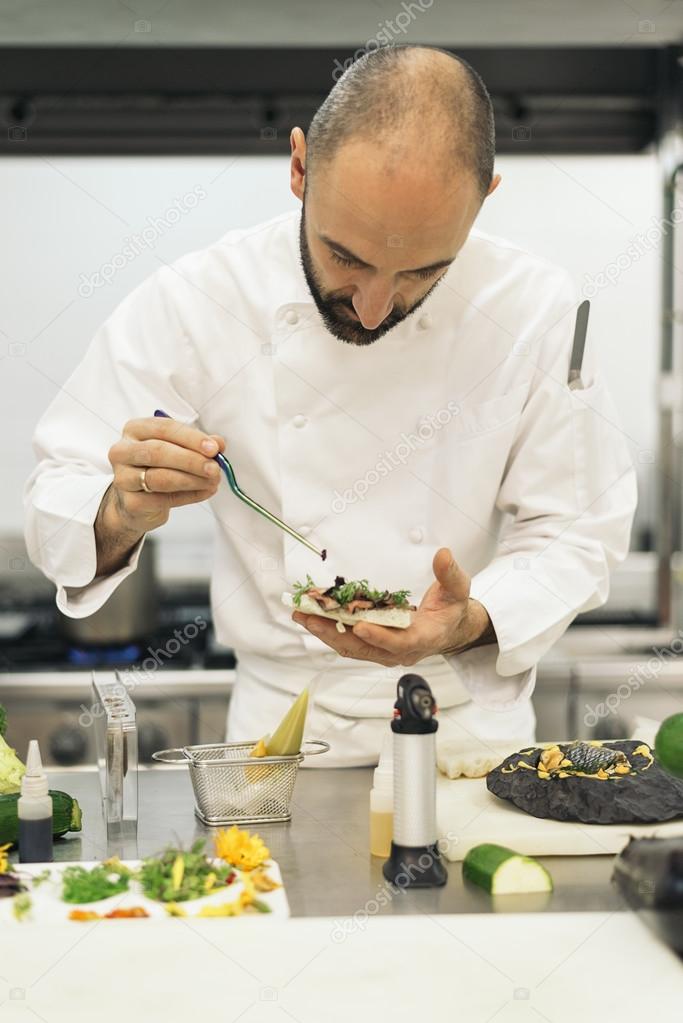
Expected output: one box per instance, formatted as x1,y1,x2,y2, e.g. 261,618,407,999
382,674,447,888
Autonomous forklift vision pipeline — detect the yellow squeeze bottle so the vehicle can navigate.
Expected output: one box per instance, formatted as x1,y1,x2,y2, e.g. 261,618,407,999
265,689,309,756
369,732,393,858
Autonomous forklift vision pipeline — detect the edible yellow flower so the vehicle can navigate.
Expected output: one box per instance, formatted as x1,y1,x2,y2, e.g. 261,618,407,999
0,842,11,874
171,853,185,892
214,825,270,871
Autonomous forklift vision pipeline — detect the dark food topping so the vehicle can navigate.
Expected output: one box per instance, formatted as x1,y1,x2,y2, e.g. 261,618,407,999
0,873,26,898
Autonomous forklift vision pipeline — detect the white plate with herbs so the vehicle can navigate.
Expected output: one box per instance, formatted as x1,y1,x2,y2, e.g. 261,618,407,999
0,829,289,923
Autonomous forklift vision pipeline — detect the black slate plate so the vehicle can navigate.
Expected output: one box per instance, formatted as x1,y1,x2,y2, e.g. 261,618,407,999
486,740,683,825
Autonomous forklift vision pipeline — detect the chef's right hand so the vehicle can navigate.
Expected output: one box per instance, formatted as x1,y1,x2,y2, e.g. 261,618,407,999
103,415,226,535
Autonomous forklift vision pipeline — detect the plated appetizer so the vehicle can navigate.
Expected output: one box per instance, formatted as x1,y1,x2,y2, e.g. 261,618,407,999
0,827,286,923
283,575,416,632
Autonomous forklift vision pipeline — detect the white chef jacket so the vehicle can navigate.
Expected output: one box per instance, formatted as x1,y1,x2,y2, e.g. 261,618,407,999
24,209,636,747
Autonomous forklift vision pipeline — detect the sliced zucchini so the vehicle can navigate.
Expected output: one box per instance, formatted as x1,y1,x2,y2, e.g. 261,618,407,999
462,843,553,895
0,790,82,846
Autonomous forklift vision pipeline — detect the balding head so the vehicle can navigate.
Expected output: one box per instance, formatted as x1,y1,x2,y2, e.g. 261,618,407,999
289,46,499,346
306,45,495,200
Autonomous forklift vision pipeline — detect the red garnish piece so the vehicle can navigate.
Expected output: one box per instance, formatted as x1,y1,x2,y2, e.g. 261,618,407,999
104,907,149,919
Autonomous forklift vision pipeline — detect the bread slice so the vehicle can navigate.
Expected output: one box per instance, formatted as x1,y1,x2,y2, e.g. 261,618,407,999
282,592,412,630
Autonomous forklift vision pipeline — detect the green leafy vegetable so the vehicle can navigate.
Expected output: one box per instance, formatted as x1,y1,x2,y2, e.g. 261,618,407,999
62,860,132,903
0,735,25,795
292,576,411,609
31,868,52,888
140,839,234,903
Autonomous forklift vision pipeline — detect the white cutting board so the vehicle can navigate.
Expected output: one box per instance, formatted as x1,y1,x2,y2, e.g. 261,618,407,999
436,774,683,861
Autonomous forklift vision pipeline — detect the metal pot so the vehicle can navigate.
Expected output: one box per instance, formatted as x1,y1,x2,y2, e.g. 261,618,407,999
59,538,158,646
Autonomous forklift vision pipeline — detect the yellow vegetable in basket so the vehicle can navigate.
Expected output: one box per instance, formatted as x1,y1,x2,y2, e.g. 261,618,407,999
245,688,309,782
265,689,309,756
249,738,268,759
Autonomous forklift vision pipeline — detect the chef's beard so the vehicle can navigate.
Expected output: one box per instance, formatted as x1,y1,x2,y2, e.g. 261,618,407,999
298,204,436,346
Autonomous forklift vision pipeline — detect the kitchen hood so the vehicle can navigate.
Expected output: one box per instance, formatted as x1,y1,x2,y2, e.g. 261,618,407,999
0,1,681,155
0,43,674,155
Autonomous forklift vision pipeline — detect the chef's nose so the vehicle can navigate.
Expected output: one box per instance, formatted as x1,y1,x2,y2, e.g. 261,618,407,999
352,282,394,330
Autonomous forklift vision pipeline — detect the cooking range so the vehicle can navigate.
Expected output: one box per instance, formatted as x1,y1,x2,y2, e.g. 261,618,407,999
0,591,235,767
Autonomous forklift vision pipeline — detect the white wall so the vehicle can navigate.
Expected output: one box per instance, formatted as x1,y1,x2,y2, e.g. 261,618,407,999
1,152,661,570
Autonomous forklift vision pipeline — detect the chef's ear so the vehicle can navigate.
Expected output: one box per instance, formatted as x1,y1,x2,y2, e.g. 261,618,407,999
486,173,502,198
290,127,307,201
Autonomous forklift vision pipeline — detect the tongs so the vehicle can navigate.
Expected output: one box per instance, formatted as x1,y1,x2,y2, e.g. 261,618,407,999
154,409,327,560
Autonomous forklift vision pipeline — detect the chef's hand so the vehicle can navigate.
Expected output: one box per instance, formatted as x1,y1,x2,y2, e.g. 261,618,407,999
95,416,226,576
291,547,496,668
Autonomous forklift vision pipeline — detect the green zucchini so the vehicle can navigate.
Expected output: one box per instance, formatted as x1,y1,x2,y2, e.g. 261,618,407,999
462,843,553,895
0,790,82,847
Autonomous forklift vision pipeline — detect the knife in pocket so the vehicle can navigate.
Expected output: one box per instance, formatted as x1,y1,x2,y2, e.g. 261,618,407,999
568,299,590,389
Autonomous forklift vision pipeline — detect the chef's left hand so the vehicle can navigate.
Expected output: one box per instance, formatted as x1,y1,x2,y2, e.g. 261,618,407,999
291,547,496,667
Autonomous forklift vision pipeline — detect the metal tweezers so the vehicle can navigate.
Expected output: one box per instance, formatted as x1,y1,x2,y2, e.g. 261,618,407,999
154,409,327,561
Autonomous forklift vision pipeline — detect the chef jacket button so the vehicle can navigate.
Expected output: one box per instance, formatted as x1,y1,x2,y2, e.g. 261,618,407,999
298,525,312,536
417,314,432,330
284,309,299,325
409,527,424,544
292,414,308,429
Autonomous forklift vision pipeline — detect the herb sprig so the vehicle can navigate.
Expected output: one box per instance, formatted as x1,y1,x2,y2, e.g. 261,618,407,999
292,575,317,606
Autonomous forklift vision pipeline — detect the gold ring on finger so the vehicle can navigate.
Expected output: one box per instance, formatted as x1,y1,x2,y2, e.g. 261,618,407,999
140,468,153,494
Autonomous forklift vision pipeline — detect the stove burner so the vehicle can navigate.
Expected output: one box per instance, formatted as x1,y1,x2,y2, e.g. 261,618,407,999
1,597,235,673
67,643,142,667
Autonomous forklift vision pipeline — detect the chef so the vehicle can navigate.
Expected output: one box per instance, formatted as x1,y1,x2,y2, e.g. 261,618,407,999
24,45,636,766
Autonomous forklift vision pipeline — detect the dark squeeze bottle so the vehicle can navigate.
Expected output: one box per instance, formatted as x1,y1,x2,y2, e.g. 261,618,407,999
18,740,53,863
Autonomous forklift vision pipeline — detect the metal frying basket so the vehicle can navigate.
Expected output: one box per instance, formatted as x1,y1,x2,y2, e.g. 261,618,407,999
152,739,329,826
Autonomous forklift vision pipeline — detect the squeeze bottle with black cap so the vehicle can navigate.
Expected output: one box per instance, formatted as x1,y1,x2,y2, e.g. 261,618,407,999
18,740,53,863
382,674,447,888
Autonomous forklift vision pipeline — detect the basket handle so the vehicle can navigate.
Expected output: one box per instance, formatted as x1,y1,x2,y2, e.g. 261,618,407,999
151,747,191,764
301,739,330,757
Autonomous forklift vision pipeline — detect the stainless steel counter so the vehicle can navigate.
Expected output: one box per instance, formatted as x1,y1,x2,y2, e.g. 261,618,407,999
38,765,627,918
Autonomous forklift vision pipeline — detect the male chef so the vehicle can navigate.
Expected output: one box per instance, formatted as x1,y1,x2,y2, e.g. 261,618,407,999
25,45,636,766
